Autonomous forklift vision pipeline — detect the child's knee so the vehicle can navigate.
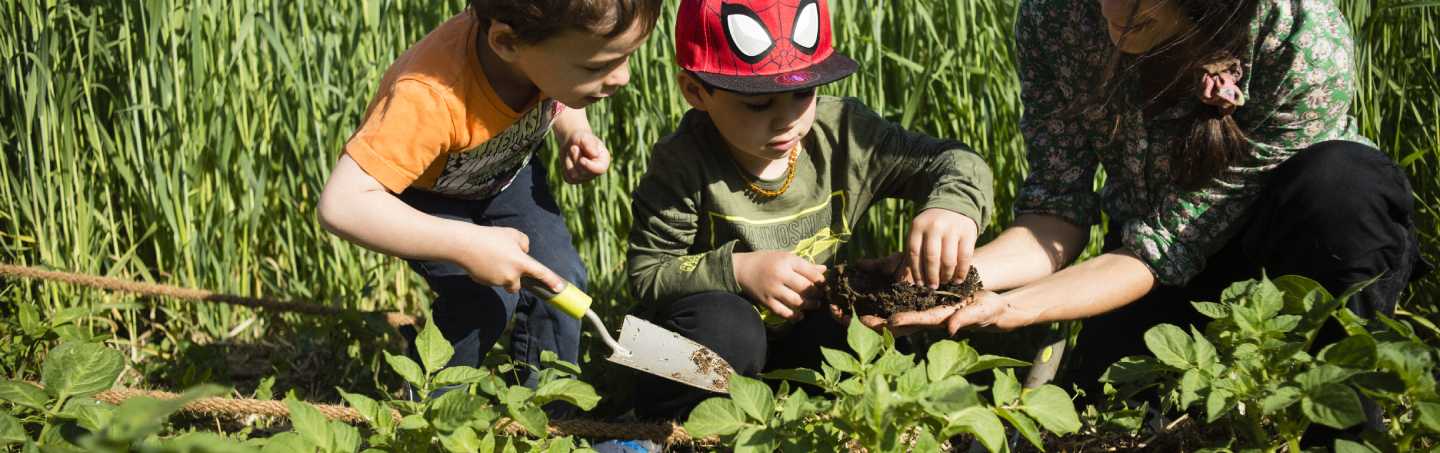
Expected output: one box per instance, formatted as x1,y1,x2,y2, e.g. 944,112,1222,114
656,292,769,375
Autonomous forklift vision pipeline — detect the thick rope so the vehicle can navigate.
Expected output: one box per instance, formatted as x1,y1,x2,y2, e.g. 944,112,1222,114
0,263,416,328
90,386,703,445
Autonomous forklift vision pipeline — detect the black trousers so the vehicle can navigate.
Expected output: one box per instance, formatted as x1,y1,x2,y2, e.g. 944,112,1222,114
1064,141,1430,426
632,292,852,420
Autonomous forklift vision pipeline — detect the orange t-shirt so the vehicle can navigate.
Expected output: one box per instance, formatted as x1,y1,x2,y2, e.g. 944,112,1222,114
345,12,564,199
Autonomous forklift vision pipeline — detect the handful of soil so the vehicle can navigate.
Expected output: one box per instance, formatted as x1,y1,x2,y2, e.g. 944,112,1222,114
823,264,983,318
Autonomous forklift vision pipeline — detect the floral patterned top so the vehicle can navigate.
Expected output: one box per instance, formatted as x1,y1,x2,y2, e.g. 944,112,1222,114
1013,0,1372,285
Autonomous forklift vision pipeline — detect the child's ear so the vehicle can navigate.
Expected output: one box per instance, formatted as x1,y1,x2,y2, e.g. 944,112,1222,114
676,71,709,111
487,20,522,62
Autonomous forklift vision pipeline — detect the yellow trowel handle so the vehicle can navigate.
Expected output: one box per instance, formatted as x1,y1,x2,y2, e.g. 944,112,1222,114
521,277,592,319
521,277,631,356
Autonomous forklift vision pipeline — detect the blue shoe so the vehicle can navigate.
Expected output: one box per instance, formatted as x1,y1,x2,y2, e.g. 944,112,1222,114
592,439,662,453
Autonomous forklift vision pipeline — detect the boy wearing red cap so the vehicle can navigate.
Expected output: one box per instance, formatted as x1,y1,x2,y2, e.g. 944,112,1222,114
626,0,995,418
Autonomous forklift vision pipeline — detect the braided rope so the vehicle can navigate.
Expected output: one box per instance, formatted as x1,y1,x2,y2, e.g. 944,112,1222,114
90,386,703,445
0,263,416,328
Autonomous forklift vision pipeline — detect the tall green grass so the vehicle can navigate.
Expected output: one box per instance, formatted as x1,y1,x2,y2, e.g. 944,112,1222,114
1,0,1435,382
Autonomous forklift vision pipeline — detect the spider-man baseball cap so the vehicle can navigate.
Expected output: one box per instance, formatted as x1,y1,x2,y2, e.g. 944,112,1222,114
676,0,857,94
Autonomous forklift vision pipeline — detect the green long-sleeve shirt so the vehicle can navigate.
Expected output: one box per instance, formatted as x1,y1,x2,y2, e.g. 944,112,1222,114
627,96,994,306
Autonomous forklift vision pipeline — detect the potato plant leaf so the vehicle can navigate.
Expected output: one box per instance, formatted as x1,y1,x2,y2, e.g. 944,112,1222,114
685,398,748,437
40,343,124,400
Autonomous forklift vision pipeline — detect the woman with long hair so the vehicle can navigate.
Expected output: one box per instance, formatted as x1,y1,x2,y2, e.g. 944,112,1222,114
889,0,1428,416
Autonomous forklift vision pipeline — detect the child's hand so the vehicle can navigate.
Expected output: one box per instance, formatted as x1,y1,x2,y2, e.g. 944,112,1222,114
561,130,611,184
733,250,827,321
454,224,567,294
903,208,980,289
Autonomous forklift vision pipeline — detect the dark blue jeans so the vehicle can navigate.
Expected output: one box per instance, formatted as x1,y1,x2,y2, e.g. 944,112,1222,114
399,160,585,389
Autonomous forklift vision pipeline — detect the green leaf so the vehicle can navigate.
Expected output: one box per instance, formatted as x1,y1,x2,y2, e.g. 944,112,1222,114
0,412,25,445
761,368,823,387
1205,388,1233,423
398,414,429,430
61,397,114,432
507,404,548,437
383,352,426,391
1302,383,1365,429
434,366,490,386
991,369,1020,405
0,381,50,411
727,375,773,423
539,351,583,377
820,347,861,374
534,379,601,411
1191,326,1219,369
962,355,1030,376
1417,400,1440,433
1377,341,1433,386
103,385,228,445
1180,369,1206,408
285,395,334,452
872,350,915,376
1101,356,1167,384
428,391,486,433
332,422,361,453
912,429,940,453
996,406,1043,450
438,426,482,453
1191,301,1230,319
948,406,1004,453
1021,385,1081,434
339,390,392,434
1320,335,1378,369
926,340,972,381
847,316,882,364
1296,365,1360,391
41,343,125,399
1144,324,1195,369
733,426,778,453
684,398,748,437
1260,386,1302,415
260,432,310,453
415,322,455,376
924,377,979,413
1333,439,1382,453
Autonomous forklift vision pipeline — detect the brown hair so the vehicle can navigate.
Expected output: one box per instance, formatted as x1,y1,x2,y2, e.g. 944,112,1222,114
468,0,664,44
1093,0,1258,189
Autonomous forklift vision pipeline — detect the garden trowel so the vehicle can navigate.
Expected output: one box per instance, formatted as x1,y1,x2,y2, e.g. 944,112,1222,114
522,278,734,394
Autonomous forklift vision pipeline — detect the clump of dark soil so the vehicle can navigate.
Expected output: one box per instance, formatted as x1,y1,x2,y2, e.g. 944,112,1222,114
823,264,983,318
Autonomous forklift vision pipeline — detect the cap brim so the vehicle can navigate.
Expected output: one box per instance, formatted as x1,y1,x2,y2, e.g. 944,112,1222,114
692,52,858,95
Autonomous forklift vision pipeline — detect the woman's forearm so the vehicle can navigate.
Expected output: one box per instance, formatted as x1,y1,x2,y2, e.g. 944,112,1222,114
994,249,1157,329
971,214,1091,290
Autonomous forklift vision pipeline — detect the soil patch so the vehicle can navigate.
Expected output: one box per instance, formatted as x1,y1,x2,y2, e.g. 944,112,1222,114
823,264,983,318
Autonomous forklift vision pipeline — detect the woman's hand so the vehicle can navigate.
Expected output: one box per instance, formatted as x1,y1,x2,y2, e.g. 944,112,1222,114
904,208,980,288
888,290,1036,336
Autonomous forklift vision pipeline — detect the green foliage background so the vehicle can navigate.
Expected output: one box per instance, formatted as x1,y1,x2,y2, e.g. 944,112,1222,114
1,0,1436,382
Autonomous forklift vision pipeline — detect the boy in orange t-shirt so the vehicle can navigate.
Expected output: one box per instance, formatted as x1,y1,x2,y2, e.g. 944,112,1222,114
317,0,661,393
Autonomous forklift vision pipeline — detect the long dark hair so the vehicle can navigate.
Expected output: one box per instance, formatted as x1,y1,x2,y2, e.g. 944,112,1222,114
1095,0,1259,189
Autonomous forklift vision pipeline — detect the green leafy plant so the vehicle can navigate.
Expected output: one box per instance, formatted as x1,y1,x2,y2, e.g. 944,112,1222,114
685,316,1080,452
0,341,253,452
1101,275,1440,452
319,321,600,453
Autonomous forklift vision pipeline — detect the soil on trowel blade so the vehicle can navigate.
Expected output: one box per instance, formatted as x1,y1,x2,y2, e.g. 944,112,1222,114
824,264,983,318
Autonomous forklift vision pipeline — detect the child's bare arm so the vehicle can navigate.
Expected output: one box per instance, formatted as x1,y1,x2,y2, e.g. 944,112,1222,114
316,154,565,293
